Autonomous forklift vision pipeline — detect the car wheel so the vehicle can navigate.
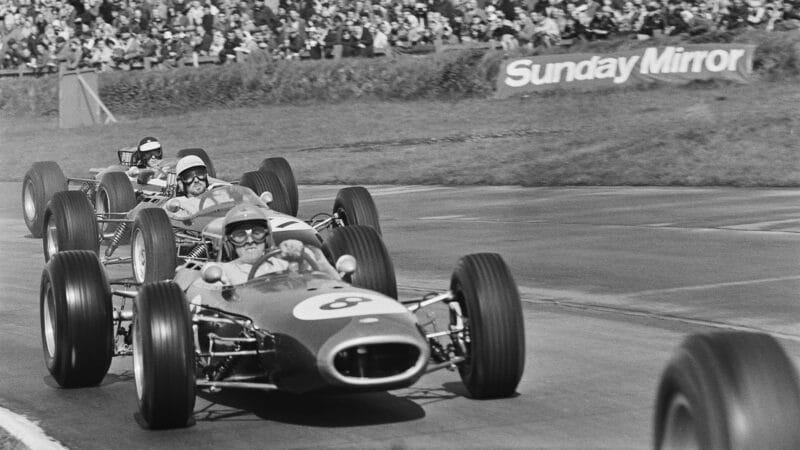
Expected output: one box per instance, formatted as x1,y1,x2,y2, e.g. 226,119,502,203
134,281,195,429
260,157,298,216
96,171,136,242
131,208,176,283
40,250,113,387
451,253,525,399
176,148,216,178
323,225,397,299
653,331,800,449
22,161,67,238
42,191,99,262
333,186,381,235
239,170,292,215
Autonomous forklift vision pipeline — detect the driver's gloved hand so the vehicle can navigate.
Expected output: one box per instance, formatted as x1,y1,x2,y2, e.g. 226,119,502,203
278,239,305,262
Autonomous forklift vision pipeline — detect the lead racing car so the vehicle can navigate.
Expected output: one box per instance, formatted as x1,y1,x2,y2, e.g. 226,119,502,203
40,222,526,428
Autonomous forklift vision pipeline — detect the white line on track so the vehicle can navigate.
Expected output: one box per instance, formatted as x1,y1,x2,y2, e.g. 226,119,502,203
0,406,66,450
299,186,453,204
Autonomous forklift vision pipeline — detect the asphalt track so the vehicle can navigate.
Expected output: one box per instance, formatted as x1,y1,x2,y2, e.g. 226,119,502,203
1,182,799,449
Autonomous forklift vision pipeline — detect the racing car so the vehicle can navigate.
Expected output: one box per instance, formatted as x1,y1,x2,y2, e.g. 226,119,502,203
40,230,526,429
22,147,219,238
42,174,383,286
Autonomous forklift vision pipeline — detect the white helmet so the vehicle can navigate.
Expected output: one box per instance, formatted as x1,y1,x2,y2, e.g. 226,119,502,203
175,155,206,177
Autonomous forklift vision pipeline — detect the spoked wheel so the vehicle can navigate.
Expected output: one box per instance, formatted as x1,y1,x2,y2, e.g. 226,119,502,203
260,157,298,217
134,281,195,429
323,225,397,299
333,186,381,235
239,170,292,215
40,250,113,387
654,331,800,449
450,253,525,399
131,208,177,283
42,191,99,262
96,171,136,242
22,161,67,238
177,148,216,178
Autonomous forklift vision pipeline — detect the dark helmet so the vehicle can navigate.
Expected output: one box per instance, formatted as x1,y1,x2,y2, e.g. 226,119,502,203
134,136,163,168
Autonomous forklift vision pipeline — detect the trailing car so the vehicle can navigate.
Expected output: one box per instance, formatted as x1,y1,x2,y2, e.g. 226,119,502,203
22,147,219,238
39,232,526,428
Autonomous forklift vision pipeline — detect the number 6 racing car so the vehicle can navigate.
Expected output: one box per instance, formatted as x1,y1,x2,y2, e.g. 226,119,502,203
40,231,525,429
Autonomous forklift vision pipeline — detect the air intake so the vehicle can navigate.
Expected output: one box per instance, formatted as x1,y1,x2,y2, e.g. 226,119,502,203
333,343,421,379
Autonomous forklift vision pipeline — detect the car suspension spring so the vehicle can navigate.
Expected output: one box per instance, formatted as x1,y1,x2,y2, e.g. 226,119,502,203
105,222,128,257
186,244,207,259
213,356,237,381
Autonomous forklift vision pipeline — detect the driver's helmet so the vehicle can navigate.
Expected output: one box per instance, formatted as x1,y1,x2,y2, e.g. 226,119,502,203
222,204,273,258
175,155,208,194
134,136,163,168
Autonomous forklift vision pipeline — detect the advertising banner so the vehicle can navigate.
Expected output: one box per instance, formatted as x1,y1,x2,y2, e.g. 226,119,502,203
495,44,756,98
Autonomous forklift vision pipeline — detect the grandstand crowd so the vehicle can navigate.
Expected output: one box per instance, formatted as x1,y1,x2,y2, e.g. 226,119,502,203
1,0,799,73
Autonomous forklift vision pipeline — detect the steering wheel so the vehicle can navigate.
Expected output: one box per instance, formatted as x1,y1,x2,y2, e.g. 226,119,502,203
247,246,321,280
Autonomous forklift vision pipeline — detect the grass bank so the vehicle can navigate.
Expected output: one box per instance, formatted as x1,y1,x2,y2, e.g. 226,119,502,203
1,80,798,186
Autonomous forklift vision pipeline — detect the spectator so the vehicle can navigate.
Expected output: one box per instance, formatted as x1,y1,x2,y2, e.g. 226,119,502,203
350,19,373,56
530,11,560,47
89,37,114,70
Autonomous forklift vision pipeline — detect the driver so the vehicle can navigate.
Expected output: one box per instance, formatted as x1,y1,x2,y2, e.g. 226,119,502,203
209,204,337,285
126,137,168,179
167,155,210,217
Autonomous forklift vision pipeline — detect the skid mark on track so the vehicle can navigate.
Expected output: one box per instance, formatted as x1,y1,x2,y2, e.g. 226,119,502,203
300,186,453,204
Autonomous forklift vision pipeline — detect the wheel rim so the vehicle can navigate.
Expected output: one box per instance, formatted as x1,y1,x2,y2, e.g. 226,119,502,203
335,207,349,226
23,179,36,224
43,281,56,359
132,229,146,283
662,393,699,450
452,283,473,372
133,314,145,402
97,189,110,234
45,215,59,259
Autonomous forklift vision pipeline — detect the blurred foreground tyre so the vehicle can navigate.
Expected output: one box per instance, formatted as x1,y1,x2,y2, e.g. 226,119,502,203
324,225,397,299
42,190,99,262
653,331,800,449
40,250,113,387
134,281,195,429
131,208,177,283
333,186,381,235
23,161,67,238
451,253,525,399
177,148,216,178
239,170,292,215
260,157,298,217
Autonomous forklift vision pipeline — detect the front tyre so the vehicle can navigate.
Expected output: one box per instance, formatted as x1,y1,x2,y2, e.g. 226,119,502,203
451,253,525,399
42,191,99,262
96,171,136,241
23,161,67,238
40,250,113,387
239,170,292,215
134,281,195,429
131,208,177,283
653,331,800,449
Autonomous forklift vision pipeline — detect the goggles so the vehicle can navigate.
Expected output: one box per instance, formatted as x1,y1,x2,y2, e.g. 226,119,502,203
180,168,208,184
141,149,162,160
229,225,269,246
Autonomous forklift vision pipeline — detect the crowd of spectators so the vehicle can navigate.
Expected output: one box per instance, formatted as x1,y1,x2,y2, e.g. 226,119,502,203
1,0,799,74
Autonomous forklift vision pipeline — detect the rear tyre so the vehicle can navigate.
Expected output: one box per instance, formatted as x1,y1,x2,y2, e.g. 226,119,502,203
260,157,298,216
333,186,381,235
96,171,136,242
323,225,397,299
131,208,177,283
134,281,195,429
42,191,99,262
23,161,67,238
653,331,800,450
176,148,216,178
40,250,113,387
239,170,292,215
451,253,525,399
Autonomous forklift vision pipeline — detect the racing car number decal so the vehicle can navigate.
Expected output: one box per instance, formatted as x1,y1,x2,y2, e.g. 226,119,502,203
293,292,408,320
